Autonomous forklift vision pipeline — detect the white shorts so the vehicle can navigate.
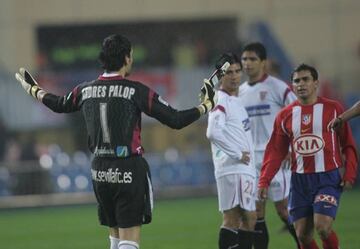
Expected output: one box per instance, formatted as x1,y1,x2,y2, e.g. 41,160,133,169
216,173,256,212
255,152,291,202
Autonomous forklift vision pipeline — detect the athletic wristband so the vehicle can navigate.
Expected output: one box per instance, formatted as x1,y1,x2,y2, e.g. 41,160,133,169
197,104,207,115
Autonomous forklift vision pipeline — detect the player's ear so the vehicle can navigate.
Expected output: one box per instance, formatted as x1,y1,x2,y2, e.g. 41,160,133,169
124,49,133,66
260,59,267,68
125,54,131,66
314,79,319,90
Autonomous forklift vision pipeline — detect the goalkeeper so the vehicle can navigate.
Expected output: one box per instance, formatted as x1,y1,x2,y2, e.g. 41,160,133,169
15,34,217,249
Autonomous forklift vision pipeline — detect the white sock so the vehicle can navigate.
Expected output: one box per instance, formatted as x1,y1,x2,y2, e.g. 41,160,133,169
118,240,139,249
109,236,121,249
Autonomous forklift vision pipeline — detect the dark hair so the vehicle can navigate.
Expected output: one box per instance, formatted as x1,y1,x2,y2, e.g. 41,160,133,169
291,63,318,81
98,34,132,72
215,52,242,69
242,42,267,60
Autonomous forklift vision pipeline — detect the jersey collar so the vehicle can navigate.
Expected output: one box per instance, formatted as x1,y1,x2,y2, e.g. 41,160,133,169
98,72,124,81
248,73,269,85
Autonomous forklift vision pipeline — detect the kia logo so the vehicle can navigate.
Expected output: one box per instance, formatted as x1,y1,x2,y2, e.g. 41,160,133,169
293,134,324,156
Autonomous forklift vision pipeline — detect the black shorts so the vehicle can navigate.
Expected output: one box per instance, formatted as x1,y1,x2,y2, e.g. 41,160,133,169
91,156,153,228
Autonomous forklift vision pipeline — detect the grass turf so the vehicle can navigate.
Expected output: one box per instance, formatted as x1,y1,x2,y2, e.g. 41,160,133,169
0,190,359,249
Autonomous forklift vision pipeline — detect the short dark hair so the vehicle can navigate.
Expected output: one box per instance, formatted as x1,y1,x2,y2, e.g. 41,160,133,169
215,52,242,69
242,42,267,60
291,63,318,82
98,34,132,72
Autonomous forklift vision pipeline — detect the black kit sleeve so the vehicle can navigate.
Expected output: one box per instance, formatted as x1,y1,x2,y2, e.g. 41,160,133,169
42,86,81,113
138,84,200,129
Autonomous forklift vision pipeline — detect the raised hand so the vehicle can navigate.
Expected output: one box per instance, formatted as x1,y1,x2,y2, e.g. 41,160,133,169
198,79,217,115
15,68,46,101
328,117,343,131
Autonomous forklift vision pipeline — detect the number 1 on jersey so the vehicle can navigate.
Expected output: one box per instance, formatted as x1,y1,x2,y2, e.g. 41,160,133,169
100,103,110,143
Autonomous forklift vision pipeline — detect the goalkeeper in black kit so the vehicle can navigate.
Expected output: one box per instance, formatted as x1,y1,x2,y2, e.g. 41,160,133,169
15,34,218,249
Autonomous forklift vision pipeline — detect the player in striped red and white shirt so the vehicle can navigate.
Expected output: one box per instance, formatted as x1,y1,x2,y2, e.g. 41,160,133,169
258,64,358,249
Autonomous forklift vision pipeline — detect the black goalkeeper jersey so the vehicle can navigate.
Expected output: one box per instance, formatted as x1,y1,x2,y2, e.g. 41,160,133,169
42,74,200,158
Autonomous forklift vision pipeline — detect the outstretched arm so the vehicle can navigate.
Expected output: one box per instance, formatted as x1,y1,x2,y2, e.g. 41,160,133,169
141,55,230,129
15,68,80,113
329,100,360,129
141,79,217,130
15,68,47,102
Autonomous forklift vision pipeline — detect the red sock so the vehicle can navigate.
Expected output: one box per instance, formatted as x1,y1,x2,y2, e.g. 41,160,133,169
322,230,339,249
300,239,319,249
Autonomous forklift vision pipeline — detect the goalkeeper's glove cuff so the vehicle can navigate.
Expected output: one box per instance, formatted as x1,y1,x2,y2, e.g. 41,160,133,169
197,99,215,115
29,85,46,101
197,104,207,115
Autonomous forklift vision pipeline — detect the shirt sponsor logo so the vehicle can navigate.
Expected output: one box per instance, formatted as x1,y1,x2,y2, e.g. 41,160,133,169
293,134,324,156
116,146,129,157
94,146,115,156
314,194,338,206
245,104,270,117
91,168,133,184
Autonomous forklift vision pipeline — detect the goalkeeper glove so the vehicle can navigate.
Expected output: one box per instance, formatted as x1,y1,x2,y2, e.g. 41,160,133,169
215,53,233,71
199,54,232,95
15,68,46,101
198,79,217,115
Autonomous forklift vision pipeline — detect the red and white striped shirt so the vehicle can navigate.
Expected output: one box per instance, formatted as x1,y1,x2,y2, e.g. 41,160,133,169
258,97,358,188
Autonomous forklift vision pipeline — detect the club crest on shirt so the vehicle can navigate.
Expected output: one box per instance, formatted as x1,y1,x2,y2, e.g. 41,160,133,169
302,114,312,125
259,91,267,101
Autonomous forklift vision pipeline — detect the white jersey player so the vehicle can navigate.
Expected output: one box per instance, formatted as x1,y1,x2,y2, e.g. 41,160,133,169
239,74,296,201
206,53,256,249
208,91,255,180
239,43,300,249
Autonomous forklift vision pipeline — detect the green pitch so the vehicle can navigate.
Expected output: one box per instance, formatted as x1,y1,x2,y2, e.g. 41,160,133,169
0,190,359,249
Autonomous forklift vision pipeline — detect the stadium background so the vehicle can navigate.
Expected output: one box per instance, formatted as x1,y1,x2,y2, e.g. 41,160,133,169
0,1,359,248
